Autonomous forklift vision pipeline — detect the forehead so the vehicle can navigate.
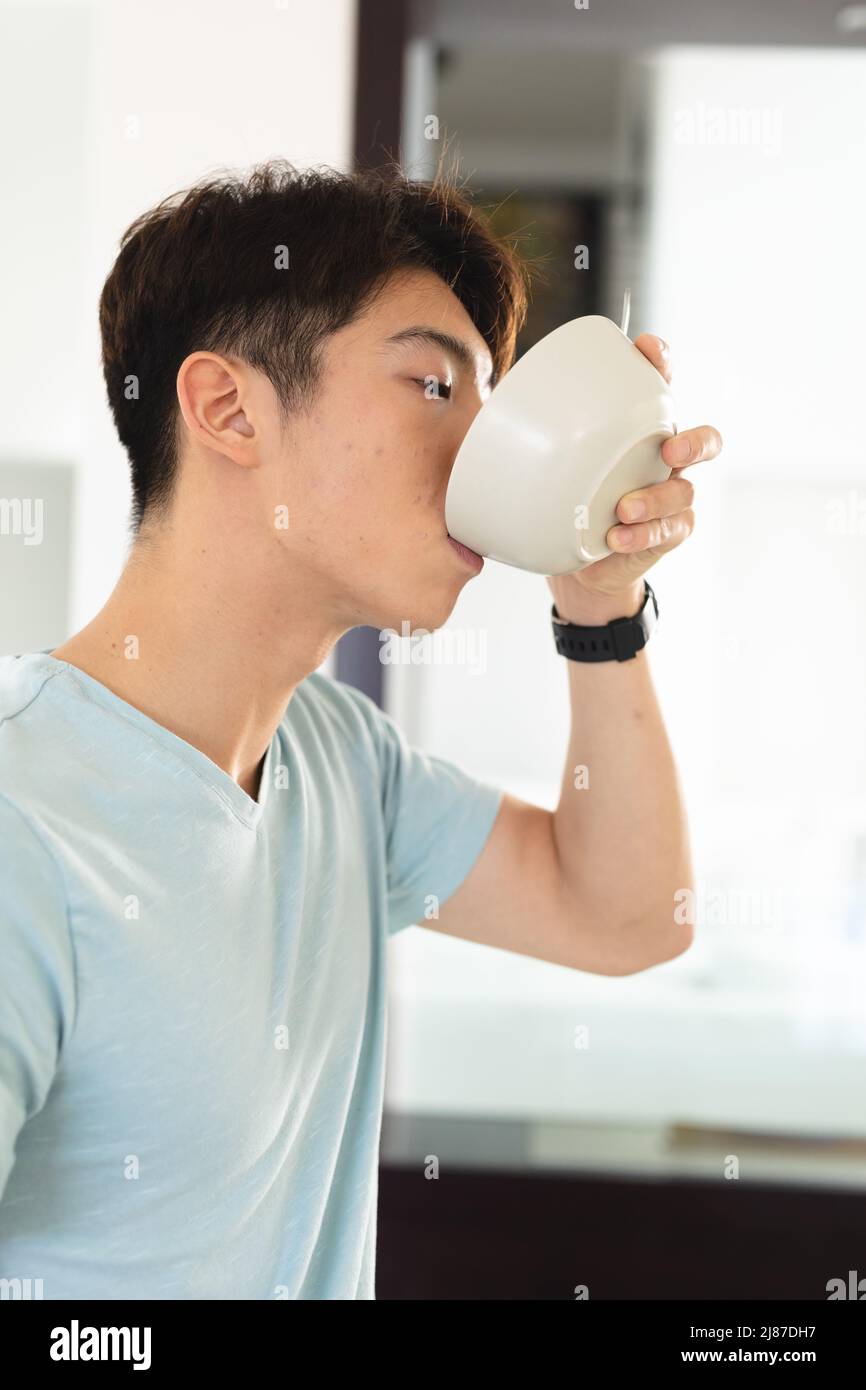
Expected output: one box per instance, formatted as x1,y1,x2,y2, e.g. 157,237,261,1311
364,268,492,372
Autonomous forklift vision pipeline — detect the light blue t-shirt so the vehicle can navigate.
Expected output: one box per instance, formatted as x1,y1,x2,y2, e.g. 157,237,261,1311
0,651,502,1300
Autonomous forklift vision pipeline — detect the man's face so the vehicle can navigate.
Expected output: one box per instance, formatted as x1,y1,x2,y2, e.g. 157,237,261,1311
276,267,496,634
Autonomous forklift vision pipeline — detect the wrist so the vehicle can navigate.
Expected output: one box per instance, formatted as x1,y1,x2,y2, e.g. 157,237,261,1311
551,577,646,626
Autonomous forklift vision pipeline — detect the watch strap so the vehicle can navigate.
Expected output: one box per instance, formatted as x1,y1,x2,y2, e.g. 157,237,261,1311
551,579,658,662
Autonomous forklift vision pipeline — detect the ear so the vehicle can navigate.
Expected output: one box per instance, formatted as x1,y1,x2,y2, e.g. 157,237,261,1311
176,352,258,463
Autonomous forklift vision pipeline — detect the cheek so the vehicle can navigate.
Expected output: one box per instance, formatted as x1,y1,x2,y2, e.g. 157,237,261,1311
395,446,450,537
289,389,452,538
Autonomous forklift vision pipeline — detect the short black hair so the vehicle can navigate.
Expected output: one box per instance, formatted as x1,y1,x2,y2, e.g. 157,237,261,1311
98,158,531,535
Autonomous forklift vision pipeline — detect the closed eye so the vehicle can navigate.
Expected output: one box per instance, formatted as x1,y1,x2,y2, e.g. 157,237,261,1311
413,376,452,400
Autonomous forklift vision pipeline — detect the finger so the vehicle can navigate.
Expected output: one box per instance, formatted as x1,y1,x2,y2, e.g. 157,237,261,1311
616,475,694,524
607,508,696,554
633,332,672,384
662,424,723,470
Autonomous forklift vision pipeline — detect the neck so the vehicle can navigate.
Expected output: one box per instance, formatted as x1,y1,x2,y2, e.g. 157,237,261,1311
51,521,349,801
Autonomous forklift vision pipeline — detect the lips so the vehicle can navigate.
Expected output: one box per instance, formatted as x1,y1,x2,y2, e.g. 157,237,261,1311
447,532,484,571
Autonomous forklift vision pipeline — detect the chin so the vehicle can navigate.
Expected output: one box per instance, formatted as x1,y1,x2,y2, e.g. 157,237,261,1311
371,585,458,639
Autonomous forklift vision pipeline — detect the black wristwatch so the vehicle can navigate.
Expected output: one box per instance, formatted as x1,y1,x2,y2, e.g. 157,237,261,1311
551,578,658,662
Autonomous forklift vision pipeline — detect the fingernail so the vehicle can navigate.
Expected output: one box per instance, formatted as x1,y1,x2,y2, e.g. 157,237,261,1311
621,497,645,521
669,435,691,462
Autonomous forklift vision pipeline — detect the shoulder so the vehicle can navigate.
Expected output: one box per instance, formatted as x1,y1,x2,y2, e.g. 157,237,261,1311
287,668,402,762
0,651,59,729
0,785,77,1128
0,785,69,906
0,788,73,1003
0,652,68,805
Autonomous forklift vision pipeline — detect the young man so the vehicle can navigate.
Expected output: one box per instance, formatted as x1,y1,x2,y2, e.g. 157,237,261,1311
0,160,720,1300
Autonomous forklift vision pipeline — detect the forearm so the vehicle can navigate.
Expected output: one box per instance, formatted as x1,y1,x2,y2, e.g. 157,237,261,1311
550,579,693,962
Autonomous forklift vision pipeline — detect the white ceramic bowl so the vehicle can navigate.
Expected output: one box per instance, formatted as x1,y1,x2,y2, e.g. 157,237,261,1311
445,314,677,574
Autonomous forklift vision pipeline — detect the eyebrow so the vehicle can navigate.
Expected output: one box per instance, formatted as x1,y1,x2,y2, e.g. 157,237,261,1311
384,325,495,389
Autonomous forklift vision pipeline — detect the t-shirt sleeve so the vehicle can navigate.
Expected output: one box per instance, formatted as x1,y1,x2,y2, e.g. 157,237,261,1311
0,794,76,1203
334,681,504,936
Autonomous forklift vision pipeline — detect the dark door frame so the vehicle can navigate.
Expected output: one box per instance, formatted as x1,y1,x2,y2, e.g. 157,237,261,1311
334,0,411,706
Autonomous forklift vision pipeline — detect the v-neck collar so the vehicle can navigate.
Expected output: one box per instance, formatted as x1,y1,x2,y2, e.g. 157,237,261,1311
31,650,278,831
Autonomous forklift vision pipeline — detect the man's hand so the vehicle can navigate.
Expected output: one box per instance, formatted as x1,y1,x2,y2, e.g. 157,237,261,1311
546,333,723,625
